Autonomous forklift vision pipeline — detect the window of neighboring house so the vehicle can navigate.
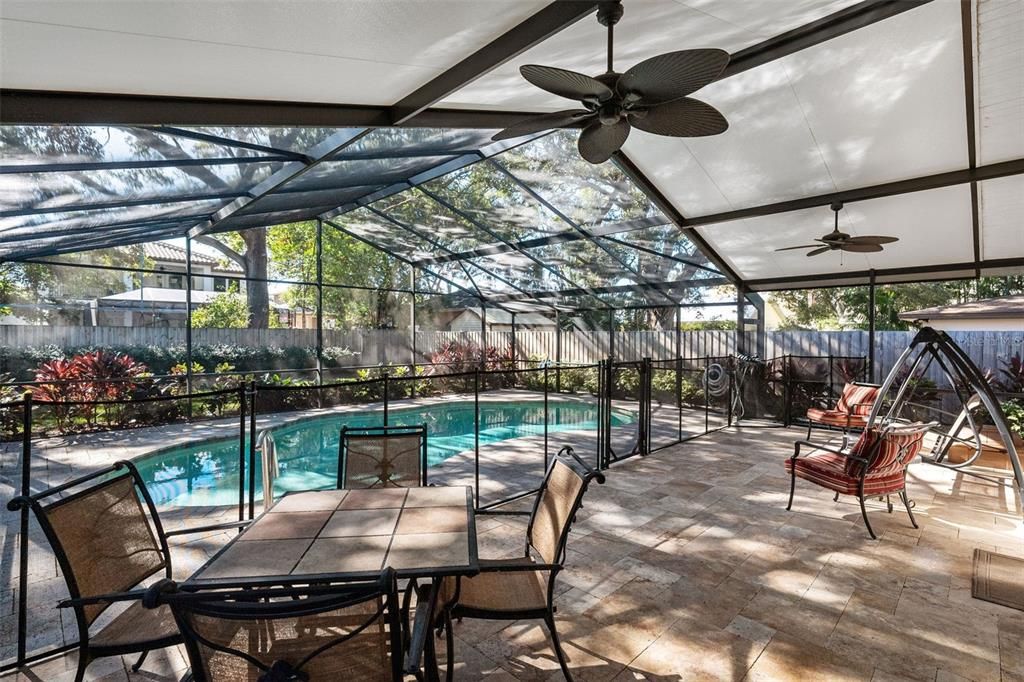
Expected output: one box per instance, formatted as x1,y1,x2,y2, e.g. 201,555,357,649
213,277,240,292
168,274,183,289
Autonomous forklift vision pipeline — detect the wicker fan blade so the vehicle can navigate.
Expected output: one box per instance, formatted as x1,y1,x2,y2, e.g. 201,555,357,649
618,49,730,104
775,244,821,252
520,65,613,103
578,119,631,164
630,98,728,138
806,246,832,257
844,235,899,245
492,110,593,141
840,243,884,253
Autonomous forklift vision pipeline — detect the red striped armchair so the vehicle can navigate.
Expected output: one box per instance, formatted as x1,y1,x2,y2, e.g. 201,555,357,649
806,381,881,443
785,422,934,538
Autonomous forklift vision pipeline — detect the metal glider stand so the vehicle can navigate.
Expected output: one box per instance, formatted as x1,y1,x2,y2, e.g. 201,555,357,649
868,327,1023,498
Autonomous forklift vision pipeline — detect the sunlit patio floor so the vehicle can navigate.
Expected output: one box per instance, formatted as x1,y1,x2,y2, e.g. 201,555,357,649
8,425,1024,681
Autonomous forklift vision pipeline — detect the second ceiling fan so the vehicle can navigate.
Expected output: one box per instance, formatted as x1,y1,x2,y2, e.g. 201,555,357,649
492,0,730,164
775,201,899,257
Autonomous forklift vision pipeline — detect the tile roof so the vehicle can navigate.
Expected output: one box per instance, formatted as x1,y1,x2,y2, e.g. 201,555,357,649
143,241,244,273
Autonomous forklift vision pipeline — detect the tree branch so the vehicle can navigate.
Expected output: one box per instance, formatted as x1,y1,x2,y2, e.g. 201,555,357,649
192,235,245,270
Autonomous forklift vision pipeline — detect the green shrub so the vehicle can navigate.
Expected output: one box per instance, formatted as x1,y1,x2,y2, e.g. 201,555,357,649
555,366,598,395
1003,399,1024,441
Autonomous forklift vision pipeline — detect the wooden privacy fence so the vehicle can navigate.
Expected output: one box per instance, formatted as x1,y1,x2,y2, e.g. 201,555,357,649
0,326,1020,378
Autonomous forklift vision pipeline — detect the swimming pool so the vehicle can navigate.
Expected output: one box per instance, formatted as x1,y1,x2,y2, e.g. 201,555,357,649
133,399,633,507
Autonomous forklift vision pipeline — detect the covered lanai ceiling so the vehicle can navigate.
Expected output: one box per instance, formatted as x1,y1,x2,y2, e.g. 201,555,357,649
1,0,1022,300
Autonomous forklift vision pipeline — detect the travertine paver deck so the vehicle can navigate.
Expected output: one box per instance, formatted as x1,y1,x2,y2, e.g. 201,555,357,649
7,425,1023,681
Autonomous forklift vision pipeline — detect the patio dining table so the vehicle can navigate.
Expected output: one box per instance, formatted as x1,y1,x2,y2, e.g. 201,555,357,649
186,485,479,679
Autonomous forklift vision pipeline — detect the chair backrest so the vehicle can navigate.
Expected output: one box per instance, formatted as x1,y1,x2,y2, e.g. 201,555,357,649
338,425,427,489
527,450,604,566
153,571,402,682
844,422,934,478
21,462,168,626
836,382,881,416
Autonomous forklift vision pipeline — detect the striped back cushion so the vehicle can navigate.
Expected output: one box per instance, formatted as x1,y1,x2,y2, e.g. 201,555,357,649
844,426,927,477
836,383,879,416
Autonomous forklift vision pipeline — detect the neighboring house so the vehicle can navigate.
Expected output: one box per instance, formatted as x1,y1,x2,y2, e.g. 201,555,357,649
898,295,1024,331
445,307,556,332
140,241,246,293
96,287,222,327
95,287,306,328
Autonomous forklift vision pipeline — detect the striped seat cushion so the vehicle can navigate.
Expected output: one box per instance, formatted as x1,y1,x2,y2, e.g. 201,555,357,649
836,383,880,416
806,408,870,428
784,452,907,496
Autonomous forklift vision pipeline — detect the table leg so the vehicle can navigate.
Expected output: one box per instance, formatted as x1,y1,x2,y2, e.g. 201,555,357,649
422,580,442,682
405,578,443,682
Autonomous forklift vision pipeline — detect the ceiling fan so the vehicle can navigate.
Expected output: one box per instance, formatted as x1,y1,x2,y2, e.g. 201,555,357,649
491,0,730,164
775,201,899,257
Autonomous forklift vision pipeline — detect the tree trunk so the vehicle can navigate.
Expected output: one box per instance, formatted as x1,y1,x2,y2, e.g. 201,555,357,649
242,230,270,329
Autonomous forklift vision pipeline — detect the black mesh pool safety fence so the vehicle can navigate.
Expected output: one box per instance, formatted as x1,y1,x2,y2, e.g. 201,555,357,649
1,352,868,670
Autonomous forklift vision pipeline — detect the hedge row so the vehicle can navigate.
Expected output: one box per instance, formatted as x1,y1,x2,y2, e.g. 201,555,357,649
0,344,357,380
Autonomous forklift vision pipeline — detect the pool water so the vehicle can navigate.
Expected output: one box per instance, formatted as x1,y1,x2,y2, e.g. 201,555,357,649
134,400,633,507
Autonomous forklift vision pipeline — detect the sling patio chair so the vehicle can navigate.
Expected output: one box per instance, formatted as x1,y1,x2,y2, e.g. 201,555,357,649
785,421,935,539
338,424,428,489
6,459,249,682
141,568,419,681
430,446,605,682
806,381,881,444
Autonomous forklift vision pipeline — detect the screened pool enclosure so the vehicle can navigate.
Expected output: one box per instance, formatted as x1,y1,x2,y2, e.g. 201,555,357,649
2,0,1024,674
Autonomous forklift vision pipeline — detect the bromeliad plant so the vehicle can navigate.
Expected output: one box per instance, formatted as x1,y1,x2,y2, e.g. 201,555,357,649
31,350,150,431
998,353,1024,394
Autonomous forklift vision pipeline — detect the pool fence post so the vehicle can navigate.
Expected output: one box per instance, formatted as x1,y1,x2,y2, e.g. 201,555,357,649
16,392,32,665
595,359,604,471
410,267,417,399
185,236,194,421
315,219,324,392
728,359,734,427
704,356,710,434
237,383,247,524
248,380,257,519
644,357,652,455
784,355,792,427
543,364,549,470
474,369,480,510
554,310,561,393
383,372,389,426
675,306,683,443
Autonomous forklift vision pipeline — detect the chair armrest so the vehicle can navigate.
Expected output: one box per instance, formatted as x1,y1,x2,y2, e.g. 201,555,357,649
792,440,868,464
59,589,148,609
163,520,251,538
477,560,561,573
475,509,531,517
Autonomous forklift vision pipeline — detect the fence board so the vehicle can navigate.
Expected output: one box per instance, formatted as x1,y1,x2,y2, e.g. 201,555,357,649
0,326,1020,378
